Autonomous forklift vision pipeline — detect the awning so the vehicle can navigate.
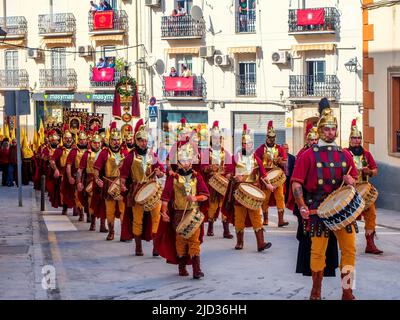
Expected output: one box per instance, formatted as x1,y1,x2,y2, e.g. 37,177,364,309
291,43,336,52
228,46,259,54
166,47,199,55
0,39,26,47
41,37,74,46
90,34,125,42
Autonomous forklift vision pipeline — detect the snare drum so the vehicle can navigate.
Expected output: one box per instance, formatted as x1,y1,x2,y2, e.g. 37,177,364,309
266,169,286,188
317,185,365,231
134,181,163,211
108,178,123,201
234,183,266,210
209,173,229,196
355,182,378,210
176,209,205,239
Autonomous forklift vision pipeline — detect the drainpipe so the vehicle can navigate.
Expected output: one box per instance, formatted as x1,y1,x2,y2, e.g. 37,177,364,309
148,6,153,97
2,0,6,30
49,0,53,30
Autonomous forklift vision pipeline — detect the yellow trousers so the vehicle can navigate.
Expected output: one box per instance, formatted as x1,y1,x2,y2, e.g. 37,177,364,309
234,205,263,232
262,185,285,212
132,203,161,236
176,227,201,258
208,198,227,222
311,224,356,273
88,195,94,215
105,199,125,224
75,190,83,210
363,203,376,231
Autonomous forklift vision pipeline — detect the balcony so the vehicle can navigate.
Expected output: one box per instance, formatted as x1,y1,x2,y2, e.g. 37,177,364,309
162,76,206,100
88,10,128,35
288,7,339,35
235,11,256,33
90,68,122,89
161,15,205,39
38,13,76,36
236,75,256,96
0,17,27,39
0,70,29,90
289,75,340,101
39,69,77,90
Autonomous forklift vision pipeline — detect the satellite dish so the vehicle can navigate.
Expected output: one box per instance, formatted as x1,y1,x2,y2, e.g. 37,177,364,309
191,6,203,21
154,59,165,75
146,55,157,67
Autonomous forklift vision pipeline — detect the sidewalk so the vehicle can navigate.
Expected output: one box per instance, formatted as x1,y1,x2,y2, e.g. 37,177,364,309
375,207,400,231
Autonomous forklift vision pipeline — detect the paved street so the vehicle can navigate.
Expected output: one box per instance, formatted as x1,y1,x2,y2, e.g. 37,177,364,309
1,185,400,300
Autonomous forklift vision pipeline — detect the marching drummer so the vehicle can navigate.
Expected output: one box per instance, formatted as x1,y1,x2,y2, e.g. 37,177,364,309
290,98,359,300
200,121,234,239
345,119,383,255
223,124,273,252
296,121,319,159
93,122,128,241
120,118,165,256
156,143,210,279
255,121,289,227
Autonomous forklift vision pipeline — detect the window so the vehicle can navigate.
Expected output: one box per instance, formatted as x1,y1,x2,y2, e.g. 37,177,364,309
5,50,18,86
389,68,400,155
50,48,66,86
237,61,256,96
175,0,192,14
101,46,116,67
236,0,256,33
306,60,326,96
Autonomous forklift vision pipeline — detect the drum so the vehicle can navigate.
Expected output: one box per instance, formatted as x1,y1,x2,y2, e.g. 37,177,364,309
317,185,365,231
266,169,286,188
355,182,378,210
234,183,266,210
176,209,205,239
108,178,123,201
209,173,229,196
85,181,93,196
134,181,163,211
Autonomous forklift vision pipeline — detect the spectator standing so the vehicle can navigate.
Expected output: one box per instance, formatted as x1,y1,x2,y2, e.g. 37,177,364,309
182,65,192,77
7,138,18,187
169,67,178,77
107,57,115,68
282,143,295,203
90,1,99,13
96,58,106,69
238,0,248,32
177,2,187,16
0,138,10,186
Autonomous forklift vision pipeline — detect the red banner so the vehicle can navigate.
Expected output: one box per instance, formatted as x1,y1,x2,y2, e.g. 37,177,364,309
297,8,325,26
165,77,194,92
92,68,114,82
93,11,114,30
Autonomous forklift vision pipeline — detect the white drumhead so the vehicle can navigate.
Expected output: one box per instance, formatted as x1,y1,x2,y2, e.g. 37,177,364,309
240,184,265,198
267,169,282,180
319,187,355,213
136,182,158,202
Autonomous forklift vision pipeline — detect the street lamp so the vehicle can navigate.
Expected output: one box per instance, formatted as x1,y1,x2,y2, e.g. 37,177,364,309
345,57,360,73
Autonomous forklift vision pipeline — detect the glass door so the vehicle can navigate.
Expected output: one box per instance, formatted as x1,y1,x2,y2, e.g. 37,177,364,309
51,47,66,86
5,50,18,87
306,60,325,96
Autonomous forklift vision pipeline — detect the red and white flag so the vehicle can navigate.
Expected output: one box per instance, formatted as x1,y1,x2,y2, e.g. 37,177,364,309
92,68,114,82
165,77,194,92
297,8,325,26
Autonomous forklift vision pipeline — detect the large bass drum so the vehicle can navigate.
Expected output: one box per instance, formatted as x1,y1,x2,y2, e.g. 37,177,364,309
317,185,365,231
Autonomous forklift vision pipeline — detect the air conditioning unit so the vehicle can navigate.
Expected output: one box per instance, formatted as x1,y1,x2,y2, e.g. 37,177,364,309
27,48,42,59
78,45,93,57
271,51,289,64
145,0,161,7
199,46,215,58
214,54,230,66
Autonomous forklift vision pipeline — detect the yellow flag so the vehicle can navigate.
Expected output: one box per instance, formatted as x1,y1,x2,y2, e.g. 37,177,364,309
33,130,39,152
5,123,10,139
11,128,16,140
39,119,45,145
22,131,34,159
0,127,3,137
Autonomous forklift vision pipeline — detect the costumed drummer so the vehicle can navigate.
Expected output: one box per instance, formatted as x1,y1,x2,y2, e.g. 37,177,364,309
223,124,272,252
345,119,383,255
297,121,319,160
93,122,127,241
290,98,359,300
255,121,288,227
155,143,210,279
200,121,234,239
120,118,165,256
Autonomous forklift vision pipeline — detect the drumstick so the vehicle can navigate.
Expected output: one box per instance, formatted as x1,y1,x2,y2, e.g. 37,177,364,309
339,167,352,189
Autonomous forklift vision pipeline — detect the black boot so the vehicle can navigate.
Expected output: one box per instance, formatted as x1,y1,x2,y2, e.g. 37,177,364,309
235,231,244,250
178,256,189,276
134,236,143,256
207,220,214,236
222,221,233,239
192,256,204,279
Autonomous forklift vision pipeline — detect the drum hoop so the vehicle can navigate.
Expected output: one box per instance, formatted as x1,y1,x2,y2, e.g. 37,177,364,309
318,185,356,217
135,181,160,203
239,183,266,201
320,193,364,222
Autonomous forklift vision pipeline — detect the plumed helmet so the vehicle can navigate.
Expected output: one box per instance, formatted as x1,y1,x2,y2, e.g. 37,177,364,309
267,120,276,138
241,123,252,144
349,118,362,139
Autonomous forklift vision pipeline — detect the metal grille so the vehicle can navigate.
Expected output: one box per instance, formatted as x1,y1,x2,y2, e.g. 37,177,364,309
88,10,128,32
288,7,340,33
0,16,27,35
162,75,206,99
235,11,256,33
236,74,256,96
39,69,77,89
161,15,205,38
289,75,340,100
38,13,76,34
0,69,29,88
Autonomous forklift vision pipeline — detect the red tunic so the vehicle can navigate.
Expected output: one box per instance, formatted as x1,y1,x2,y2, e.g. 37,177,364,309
155,171,210,265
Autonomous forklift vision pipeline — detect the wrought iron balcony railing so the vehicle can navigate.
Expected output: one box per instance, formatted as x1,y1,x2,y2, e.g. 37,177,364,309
162,76,206,99
161,15,205,39
289,75,340,100
0,16,28,36
236,75,257,96
88,10,128,32
235,11,256,33
0,70,29,89
38,13,76,35
39,69,77,89
90,68,122,88
288,7,339,33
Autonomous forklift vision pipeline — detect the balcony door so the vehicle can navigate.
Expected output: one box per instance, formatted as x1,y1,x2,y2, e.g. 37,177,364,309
5,50,18,87
238,61,256,96
175,0,192,14
51,48,66,86
176,55,193,75
306,60,325,96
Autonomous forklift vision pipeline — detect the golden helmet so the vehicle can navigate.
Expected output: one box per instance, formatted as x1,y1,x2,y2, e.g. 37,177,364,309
177,118,191,136
349,118,362,139
305,121,318,141
267,120,276,138
62,124,73,139
78,125,87,140
109,121,121,140
134,118,147,143
241,123,252,144
317,98,337,138
177,143,194,163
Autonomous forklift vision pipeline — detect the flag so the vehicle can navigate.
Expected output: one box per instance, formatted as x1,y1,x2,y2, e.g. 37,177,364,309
39,119,45,145
112,89,122,120
131,85,140,118
93,11,114,30
33,130,39,152
11,128,16,140
92,68,114,82
297,8,325,26
165,77,194,92
4,123,10,139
